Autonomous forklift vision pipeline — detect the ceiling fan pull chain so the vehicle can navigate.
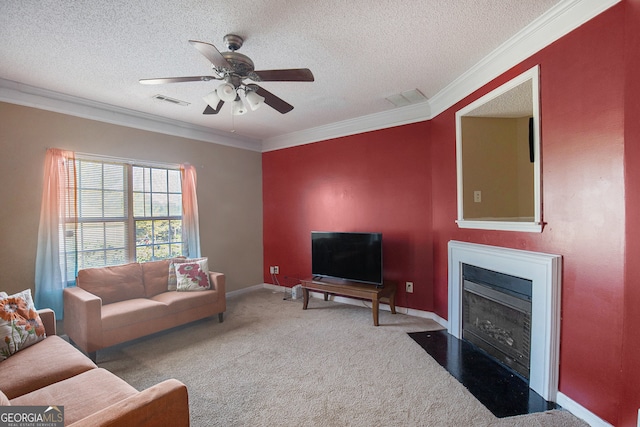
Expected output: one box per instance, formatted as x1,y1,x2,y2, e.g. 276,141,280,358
230,107,236,133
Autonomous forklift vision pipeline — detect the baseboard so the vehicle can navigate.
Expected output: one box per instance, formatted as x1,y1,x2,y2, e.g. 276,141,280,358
258,283,448,329
226,283,268,298
235,283,295,296
322,293,448,329
554,392,612,426
261,283,283,293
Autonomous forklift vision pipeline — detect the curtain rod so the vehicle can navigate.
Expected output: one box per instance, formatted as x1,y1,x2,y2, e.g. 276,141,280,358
69,150,182,170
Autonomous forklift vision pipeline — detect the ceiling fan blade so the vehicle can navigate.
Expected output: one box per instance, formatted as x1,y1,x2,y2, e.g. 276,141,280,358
203,100,224,114
249,84,294,114
189,40,232,70
252,68,314,82
139,76,217,85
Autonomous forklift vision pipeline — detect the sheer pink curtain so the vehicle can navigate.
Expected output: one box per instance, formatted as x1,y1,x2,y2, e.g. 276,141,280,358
181,163,201,258
34,148,76,317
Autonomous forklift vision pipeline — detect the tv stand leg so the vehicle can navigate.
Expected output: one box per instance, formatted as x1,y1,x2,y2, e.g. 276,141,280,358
389,292,396,314
372,298,380,326
302,288,309,310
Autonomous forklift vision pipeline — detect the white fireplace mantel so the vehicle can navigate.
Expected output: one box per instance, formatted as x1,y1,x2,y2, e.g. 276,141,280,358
448,240,562,402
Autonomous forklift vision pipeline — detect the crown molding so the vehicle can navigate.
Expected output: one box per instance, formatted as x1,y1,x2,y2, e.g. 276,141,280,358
261,101,430,152
0,0,620,153
264,0,620,152
0,78,262,152
427,0,621,118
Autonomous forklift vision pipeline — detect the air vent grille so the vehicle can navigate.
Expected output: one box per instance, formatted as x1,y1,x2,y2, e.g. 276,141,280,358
153,95,190,106
385,89,427,107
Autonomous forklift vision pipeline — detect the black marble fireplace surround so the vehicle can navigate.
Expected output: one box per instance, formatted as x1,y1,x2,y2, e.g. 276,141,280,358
408,329,558,418
408,264,558,418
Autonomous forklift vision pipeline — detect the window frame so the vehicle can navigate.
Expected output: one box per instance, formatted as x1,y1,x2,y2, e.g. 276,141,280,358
64,153,183,277
131,165,184,262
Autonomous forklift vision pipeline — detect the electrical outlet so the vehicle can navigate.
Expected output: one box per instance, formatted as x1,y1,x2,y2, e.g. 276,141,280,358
269,266,276,274
474,190,482,203
273,266,279,274
406,281,414,293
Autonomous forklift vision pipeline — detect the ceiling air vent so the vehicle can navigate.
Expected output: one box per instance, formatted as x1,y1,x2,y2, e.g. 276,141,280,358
385,89,427,107
153,94,190,106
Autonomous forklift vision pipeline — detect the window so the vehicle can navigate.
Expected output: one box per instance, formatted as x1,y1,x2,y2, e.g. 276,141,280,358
132,166,183,262
62,157,183,279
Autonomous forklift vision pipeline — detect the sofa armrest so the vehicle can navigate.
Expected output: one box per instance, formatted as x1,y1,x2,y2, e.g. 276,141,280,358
68,379,189,427
37,308,56,336
208,271,226,295
63,287,103,354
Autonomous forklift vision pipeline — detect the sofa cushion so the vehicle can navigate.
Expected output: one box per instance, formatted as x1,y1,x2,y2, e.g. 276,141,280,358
141,259,171,298
0,335,96,399
0,390,9,405
175,258,211,291
0,289,46,360
150,290,218,314
77,262,145,305
10,368,137,425
101,298,169,331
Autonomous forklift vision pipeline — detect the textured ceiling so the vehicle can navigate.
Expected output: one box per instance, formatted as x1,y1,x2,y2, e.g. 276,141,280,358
466,80,533,118
1,1,565,146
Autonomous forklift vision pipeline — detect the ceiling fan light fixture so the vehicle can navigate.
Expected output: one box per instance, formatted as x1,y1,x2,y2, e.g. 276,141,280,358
232,98,247,116
245,90,265,111
203,90,221,108
141,37,314,116
217,83,237,102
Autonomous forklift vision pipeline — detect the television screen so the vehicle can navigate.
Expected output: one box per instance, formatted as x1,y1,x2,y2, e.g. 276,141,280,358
311,231,383,285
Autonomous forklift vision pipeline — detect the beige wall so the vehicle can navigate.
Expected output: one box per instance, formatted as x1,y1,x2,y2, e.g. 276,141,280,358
0,102,263,296
515,116,534,216
461,116,534,219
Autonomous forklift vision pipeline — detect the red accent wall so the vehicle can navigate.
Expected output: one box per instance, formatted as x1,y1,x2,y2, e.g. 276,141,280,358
431,6,627,423
263,123,433,310
622,1,640,426
263,2,639,425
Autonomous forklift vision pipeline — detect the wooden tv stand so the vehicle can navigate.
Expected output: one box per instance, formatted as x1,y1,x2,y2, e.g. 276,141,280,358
300,278,397,326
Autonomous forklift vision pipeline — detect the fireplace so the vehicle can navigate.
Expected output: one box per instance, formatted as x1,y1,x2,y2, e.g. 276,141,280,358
462,264,532,378
448,241,561,401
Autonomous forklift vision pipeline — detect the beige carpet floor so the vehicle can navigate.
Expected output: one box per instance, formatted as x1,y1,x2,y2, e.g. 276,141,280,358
97,289,587,427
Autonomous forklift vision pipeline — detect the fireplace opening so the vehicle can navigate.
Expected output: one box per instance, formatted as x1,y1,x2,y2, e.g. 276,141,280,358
462,264,532,379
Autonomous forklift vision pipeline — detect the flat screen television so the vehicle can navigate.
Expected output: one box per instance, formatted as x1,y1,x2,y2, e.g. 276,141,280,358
311,231,383,286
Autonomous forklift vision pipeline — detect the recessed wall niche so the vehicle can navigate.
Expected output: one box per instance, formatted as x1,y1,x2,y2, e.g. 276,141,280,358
455,65,541,232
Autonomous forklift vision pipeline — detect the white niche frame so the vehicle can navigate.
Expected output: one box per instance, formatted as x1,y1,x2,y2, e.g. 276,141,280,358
455,65,542,233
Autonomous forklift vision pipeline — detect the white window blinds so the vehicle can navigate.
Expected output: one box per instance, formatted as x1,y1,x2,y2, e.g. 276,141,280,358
62,157,183,280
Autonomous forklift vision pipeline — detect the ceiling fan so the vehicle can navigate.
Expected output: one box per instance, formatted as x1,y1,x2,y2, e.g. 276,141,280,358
140,34,314,115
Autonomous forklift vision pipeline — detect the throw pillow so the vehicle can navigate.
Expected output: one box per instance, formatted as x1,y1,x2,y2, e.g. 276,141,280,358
168,256,200,291
0,289,46,360
175,258,211,292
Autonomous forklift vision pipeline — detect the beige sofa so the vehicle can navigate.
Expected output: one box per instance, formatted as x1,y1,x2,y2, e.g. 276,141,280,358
64,258,226,361
0,309,189,426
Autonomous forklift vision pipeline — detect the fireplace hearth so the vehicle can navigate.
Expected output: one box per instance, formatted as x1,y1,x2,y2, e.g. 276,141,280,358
408,329,557,417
